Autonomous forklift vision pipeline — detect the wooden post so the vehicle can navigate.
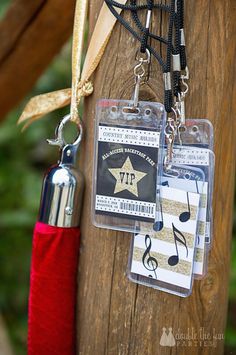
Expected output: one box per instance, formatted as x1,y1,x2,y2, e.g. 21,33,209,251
78,1,236,354
0,0,76,120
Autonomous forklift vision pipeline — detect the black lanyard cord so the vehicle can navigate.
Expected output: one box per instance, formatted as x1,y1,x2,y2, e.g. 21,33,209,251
105,0,171,12
105,1,166,68
178,0,186,71
105,0,186,113
172,0,187,97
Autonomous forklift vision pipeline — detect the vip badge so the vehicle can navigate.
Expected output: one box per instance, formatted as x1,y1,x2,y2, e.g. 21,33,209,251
95,124,160,221
108,156,147,197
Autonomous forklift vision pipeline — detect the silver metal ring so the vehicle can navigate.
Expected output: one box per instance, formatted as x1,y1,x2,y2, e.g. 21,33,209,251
135,48,151,64
58,114,83,147
134,63,146,78
48,114,83,148
164,123,175,137
181,80,189,95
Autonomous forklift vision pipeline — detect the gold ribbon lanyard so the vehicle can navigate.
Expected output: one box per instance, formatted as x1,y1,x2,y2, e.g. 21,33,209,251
18,0,128,129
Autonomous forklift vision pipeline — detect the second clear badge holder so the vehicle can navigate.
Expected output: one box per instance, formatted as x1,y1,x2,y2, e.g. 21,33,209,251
92,99,166,233
171,119,215,279
172,119,215,249
127,164,206,297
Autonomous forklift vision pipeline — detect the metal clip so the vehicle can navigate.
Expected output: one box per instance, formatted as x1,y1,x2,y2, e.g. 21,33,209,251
164,118,175,169
174,66,189,127
175,92,186,126
180,66,189,95
181,66,189,80
173,95,184,144
133,75,142,108
172,105,183,145
135,48,151,64
132,49,150,107
47,114,83,166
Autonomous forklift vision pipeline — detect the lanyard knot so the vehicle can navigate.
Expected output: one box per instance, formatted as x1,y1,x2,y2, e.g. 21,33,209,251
79,81,94,97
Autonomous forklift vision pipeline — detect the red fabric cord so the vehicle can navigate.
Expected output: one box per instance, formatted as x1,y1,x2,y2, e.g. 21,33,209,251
28,222,80,355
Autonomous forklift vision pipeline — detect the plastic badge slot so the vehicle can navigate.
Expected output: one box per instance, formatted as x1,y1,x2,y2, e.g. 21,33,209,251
177,119,214,148
109,105,160,123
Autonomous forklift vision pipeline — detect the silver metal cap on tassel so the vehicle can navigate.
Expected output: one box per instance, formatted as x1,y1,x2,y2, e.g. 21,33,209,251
38,115,84,228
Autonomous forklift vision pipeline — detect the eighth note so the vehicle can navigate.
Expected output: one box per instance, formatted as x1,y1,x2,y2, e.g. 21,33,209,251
179,191,191,222
162,180,169,187
195,180,199,194
168,223,188,266
142,235,158,278
195,181,201,245
153,190,164,232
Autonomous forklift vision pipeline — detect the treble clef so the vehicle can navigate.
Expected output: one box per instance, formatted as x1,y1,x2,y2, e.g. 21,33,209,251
142,235,158,279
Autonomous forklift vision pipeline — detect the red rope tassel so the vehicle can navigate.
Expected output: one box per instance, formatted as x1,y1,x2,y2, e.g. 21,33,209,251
28,222,80,355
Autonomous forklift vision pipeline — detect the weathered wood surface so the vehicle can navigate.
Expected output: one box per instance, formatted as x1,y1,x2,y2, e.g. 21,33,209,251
78,1,236,354
0,0,76,120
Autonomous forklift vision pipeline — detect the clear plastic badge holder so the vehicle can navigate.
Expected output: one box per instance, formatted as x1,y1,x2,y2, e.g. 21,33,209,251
92,99,166,233
127,164,205,297
161,164,211,279
172,119,215,249
177,119,214,149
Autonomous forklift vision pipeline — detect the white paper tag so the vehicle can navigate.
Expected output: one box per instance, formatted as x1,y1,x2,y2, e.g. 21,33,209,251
131,186,200,291
172,146,210,166
95,195,155,219
159,177,208,276
98,125,160,147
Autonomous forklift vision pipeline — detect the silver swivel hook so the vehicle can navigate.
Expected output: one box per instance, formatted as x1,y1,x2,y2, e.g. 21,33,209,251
132,49,151,108
47,114,83,166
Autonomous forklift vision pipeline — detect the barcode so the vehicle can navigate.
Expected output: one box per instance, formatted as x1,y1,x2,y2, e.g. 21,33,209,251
120,202,154,215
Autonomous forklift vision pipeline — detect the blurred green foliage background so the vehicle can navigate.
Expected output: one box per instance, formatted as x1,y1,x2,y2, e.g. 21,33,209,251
0,1,235,354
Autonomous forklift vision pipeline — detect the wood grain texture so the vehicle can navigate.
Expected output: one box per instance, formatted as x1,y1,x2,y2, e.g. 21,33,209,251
0,0,76,119
77,1,236,354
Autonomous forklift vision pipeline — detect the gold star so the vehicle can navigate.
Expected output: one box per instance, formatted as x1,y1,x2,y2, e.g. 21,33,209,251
108,156,147,197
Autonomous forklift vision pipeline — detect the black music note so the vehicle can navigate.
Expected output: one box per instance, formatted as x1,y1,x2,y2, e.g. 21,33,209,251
179,191,191,222
142,235,158,278
162,180,169,187
195,180,199,194
195,181,200,245
153,182,169,231
153,219,163,232
197,234,200,246
153,190,164,231
168,223,188,266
